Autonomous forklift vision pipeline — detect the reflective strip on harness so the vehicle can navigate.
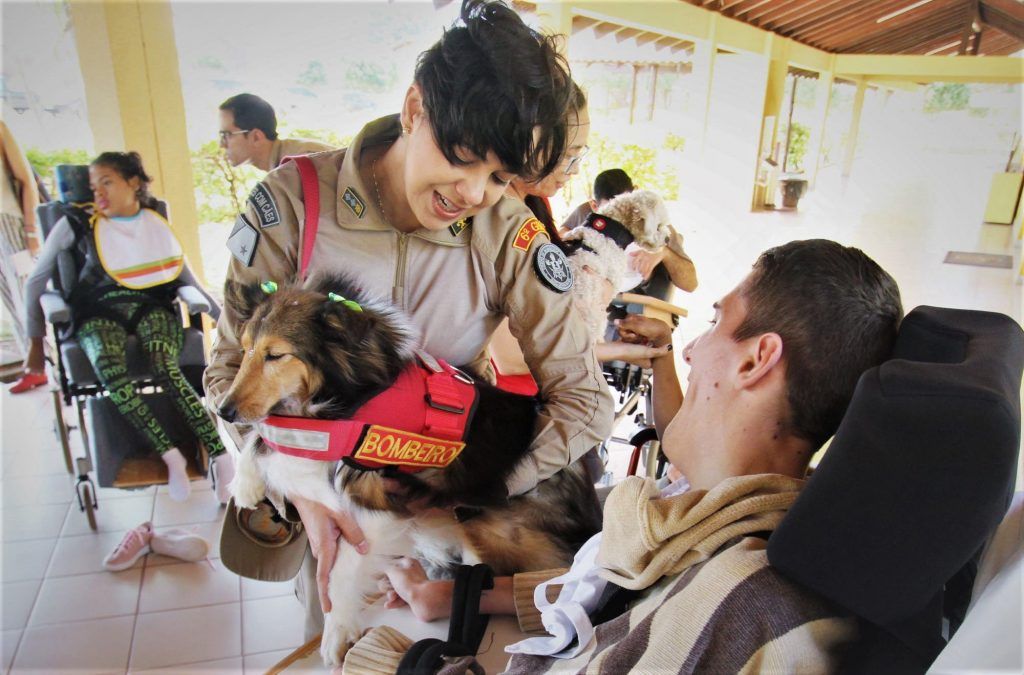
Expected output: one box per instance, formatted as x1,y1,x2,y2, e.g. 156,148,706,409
258,357,477,473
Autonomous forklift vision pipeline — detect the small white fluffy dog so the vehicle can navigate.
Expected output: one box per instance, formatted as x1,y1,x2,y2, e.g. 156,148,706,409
561,189,672,335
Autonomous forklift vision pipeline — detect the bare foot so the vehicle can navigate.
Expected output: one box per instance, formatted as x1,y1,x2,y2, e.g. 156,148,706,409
383,557,453,622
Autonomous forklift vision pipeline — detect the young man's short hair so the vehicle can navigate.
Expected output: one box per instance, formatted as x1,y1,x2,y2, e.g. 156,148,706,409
734,239,903,448
414,0,573,180
593,169,634,202
219,93,278,141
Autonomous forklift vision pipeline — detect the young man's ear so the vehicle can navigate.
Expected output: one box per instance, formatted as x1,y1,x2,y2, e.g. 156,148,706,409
402,84,425,132
736,333,784,389
249,128,268,144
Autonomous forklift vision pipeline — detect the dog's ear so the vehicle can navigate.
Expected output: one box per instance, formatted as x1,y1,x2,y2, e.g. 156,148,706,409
224,280,268,323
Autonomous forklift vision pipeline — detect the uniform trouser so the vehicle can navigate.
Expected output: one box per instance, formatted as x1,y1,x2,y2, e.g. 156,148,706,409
76,306,226,458
295,546,325,641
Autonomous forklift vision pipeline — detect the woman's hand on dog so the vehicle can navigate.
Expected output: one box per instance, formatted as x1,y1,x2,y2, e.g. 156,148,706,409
291,495,368,614
381,557,454,622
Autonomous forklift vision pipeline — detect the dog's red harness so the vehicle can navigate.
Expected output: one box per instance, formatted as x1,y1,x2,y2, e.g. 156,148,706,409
258,353,478,473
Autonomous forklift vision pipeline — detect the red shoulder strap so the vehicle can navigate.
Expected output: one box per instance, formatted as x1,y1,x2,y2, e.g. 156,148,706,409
281,155,320,281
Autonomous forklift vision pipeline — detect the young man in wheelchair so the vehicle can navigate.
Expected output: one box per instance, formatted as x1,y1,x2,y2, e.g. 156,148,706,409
375,238,904,672
14,152,231,509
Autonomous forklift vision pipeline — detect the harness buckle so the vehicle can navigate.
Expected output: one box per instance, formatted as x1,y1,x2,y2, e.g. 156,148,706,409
425,394,465,415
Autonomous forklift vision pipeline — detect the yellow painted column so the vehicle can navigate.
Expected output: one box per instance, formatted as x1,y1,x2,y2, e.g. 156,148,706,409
535,1,574,53
695,13,719,157
68,0,204,282
807,59,835,187
750,35,788,209
842,77,867,179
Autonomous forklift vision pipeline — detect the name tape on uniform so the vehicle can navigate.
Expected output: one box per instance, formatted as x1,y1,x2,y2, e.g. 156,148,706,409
512,217,548,252
248,184,281,228
355,425,465,469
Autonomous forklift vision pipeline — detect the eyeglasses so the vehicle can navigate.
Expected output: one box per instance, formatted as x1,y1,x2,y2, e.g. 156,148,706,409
218,129,251,143
563,145,590,175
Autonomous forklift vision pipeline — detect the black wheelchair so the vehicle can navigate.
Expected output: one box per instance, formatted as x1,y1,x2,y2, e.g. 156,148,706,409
38,165,219,530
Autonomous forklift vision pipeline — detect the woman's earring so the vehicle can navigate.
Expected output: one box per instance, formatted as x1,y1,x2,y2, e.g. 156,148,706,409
402,125,411,135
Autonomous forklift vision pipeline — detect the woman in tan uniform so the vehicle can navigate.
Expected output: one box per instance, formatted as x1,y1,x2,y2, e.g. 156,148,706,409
205,0,613,639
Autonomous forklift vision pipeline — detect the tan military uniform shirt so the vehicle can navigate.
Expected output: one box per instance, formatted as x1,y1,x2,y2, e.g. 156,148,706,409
268,138,334,170
205,115,612,495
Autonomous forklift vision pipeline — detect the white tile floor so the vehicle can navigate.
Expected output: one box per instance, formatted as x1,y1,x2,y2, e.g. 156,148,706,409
2,132,1022,673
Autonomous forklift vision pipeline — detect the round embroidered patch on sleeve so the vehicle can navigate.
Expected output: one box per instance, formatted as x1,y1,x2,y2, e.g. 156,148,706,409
534,242,574,293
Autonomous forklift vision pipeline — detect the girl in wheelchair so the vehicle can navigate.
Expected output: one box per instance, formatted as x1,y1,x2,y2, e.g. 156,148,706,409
12,151,232,505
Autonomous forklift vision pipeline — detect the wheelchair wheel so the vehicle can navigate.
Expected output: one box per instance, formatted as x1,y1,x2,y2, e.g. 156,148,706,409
76,479,98,532
51,389,74,474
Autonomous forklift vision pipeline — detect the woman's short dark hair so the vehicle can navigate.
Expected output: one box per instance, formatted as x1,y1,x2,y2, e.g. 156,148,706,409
415,0,573,180
219,93,278,141
593,169,634,202
91,151,160,211
734,239,904,449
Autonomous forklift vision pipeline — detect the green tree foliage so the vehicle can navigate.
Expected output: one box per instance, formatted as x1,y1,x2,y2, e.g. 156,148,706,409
924,83,970,112
566,131,680,205
190,140,257,224
785,122,810,172
344,61,397,94
26,148,92,197
297,61,327,88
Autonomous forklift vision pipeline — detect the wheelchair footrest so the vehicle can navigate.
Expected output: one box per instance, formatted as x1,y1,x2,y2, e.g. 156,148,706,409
86,393,208,488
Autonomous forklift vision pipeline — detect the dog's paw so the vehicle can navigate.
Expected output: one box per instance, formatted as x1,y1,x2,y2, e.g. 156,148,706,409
230,477,265,510
320,615,362,667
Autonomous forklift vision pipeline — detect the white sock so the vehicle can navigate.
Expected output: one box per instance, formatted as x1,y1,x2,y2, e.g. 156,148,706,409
212,453,236,505
162,448,191,502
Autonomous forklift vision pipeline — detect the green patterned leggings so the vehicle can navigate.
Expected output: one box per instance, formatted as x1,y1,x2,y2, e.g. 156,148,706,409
77,305,225,458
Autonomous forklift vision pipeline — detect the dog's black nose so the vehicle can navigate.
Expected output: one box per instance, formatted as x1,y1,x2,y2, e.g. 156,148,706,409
218,403,237,423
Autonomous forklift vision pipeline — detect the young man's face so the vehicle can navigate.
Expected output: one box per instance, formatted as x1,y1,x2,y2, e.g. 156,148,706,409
219,110,257,167
662,277,752,473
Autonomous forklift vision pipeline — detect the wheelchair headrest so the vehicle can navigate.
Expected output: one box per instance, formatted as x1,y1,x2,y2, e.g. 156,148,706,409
55,164,92,203
767,306,1024,663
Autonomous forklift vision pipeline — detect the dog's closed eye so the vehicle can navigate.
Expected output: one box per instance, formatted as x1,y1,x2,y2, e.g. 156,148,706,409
265,352,290,362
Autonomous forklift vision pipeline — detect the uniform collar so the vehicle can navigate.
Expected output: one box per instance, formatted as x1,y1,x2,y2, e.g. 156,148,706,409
336,115,473,247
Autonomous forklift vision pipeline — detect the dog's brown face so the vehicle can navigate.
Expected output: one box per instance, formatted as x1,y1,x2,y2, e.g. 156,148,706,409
218,276,416,425
220,287,327,423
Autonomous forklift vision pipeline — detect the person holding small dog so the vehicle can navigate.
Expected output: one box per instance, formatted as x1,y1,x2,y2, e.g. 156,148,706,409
18,152,230,506
206,0,613,642
374,239,903,673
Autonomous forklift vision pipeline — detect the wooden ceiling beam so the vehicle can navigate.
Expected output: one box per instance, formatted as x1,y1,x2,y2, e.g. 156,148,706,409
958,0,981,55
615,27,643,42
805,1,958,48
759,0,835,30
719,0,761,14
571,16,599,33
979,0,1024,41
809,0,960,49
636,32,662,47
847,10,965,53
593,22,623,39
744,0,807,24
786,1,904,43
729,0,776,18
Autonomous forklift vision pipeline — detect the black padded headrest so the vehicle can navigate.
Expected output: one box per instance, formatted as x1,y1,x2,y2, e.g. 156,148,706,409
768,306,1023,669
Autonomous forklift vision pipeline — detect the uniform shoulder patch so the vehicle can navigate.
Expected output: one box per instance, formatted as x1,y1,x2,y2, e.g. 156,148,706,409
448,217,471,238
342,186,366,219
512,217,548,252
534,242,573,293
247,183,280,229
227,213,260,267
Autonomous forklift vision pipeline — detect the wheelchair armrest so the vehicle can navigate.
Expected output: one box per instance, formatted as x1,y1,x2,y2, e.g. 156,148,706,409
40,290,71,324
176,285,211,315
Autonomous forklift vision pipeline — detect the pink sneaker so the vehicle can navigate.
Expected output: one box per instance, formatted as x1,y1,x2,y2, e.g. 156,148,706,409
103,521,153,571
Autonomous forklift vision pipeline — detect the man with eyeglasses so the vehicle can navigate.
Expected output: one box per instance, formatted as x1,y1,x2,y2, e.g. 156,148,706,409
218,93,332,172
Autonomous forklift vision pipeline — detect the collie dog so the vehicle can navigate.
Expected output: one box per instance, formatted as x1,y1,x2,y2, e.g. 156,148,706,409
218,274,602,665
